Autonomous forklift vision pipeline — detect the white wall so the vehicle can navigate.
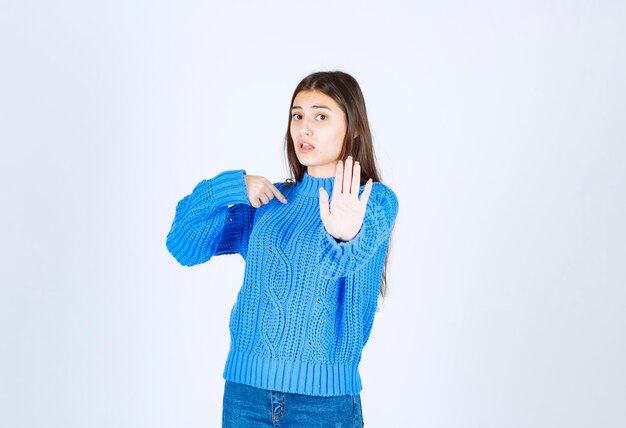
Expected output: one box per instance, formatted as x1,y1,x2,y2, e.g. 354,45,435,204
1,1,624,427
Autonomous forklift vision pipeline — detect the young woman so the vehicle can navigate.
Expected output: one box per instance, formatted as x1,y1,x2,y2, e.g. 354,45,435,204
166,71,399,427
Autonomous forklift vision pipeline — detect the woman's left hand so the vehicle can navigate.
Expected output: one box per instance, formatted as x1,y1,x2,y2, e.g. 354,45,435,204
319,156,374,242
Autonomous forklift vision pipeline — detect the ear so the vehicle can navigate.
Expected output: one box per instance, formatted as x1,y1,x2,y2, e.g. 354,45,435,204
353,131,359,140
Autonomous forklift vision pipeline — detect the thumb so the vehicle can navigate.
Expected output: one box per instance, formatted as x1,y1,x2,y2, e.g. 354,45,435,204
319,187,330,219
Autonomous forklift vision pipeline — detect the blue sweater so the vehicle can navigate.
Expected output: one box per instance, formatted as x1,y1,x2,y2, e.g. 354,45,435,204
166,169,399,396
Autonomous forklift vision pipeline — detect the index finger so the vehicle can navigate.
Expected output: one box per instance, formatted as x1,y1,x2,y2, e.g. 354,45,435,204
271,184,288,204
351,161,361,195
332,159,344,200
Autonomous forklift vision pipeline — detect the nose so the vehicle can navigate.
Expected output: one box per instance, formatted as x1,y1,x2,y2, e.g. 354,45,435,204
300,124,312,137
297,117,313,137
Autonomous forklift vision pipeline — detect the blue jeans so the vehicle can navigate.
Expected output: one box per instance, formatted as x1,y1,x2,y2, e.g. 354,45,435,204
222,380,364,427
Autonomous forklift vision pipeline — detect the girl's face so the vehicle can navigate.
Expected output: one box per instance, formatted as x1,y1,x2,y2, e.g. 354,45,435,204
290,90,347,178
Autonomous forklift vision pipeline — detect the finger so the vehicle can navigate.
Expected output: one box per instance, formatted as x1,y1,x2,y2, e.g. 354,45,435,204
360,178,374,206
351,161,361,195
343,156,353,194
264,189,275,203
271,185,288,204
259,193,270,205
319,187,330,219
332,160,343,200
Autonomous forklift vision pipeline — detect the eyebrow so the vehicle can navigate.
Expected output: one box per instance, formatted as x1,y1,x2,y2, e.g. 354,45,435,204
291,105,333,111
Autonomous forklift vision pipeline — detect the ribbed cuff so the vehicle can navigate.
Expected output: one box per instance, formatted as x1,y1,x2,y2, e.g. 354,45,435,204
210,169,250,207
223,348,362,396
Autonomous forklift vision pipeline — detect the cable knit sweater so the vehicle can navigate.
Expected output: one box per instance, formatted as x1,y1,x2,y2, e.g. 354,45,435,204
166,169,399,396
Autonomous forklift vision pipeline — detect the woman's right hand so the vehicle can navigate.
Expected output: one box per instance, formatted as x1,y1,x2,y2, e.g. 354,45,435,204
244,175,288,208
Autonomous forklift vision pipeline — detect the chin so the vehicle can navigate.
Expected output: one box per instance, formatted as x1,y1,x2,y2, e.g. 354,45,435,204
294,154,312,166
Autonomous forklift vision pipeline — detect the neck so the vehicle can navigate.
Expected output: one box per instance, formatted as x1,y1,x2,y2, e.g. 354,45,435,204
306,165,336,178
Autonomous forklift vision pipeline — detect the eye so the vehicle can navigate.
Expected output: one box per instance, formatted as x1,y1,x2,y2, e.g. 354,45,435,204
291,113,302,120
316,114,327,120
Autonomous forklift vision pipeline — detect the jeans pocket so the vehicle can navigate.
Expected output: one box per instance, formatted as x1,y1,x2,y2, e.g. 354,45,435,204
352,395,364,427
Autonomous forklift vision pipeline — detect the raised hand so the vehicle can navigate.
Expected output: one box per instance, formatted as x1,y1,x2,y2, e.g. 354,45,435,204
244,175,288,208
318,156,373,242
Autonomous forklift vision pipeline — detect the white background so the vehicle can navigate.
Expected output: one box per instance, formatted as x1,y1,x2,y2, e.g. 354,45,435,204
1,1,625,427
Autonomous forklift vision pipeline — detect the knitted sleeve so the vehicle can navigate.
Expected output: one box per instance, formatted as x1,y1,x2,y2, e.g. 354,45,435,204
165,169,254,266
317,182,399,279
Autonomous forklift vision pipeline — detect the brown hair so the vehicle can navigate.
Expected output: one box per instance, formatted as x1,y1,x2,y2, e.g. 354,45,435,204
283,70,394,299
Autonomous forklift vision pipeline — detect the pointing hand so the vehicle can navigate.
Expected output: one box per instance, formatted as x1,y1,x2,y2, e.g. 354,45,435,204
244,175,288,208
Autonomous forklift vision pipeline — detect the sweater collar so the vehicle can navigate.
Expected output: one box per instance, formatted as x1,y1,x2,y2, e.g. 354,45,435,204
298,171,335,197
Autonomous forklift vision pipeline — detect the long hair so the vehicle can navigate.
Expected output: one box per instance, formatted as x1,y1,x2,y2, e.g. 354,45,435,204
283,70,394,299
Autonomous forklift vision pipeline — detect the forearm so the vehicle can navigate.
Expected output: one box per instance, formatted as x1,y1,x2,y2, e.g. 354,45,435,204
166,169,252,266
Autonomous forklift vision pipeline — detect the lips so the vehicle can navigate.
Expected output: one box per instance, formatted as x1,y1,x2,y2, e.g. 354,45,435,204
298,140,315,152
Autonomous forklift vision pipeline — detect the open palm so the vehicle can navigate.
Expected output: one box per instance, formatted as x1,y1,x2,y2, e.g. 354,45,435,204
319,156,374,242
